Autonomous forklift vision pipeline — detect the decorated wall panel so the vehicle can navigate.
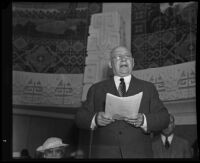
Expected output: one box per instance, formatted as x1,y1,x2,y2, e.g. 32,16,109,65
133,61,195,101
13,71,83,107
12,2,102,74
12,3,102,107
131,2,197,70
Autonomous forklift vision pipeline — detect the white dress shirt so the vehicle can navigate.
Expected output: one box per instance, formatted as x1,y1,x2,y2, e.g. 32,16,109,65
114,75,131,92
90,75,147,131
161,134,174,145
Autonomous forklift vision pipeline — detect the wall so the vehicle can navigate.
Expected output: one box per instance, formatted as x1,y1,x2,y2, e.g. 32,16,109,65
12,3,102,74
131,2,197,70
103,3,132,50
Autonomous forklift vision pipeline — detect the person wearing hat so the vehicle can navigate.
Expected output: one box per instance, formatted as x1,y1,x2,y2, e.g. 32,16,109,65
36,137,68,159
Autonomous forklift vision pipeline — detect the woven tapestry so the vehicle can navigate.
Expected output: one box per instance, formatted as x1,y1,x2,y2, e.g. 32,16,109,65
133,61,195,101
131,2,197,70
13,71,83,107
12,2,102,74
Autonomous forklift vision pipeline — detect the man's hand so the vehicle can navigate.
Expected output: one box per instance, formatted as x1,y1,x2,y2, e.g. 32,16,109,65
95,112,115,126
124,113,144,127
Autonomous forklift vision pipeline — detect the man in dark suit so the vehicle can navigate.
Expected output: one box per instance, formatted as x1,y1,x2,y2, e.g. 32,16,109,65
75,46,170,158
152,114,192,158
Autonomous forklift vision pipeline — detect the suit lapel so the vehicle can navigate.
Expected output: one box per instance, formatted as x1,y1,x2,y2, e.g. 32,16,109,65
103,77,120,96
126,75,144,113
103,76,143,97
126,75,143,96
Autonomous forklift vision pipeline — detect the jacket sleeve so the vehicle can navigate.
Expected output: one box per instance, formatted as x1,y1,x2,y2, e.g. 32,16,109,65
75,85,97,130
145,84,170,132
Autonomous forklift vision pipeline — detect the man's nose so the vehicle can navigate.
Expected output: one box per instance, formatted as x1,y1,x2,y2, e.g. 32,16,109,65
121,57,128,62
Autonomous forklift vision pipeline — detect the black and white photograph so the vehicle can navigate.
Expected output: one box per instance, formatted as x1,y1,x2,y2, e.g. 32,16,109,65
1,1,199,160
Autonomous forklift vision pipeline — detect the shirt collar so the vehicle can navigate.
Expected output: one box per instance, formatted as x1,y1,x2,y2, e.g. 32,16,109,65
161,134,174,144
114,75,131,85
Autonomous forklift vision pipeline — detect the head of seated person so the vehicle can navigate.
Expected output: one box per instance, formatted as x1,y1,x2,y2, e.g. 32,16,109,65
162,114,175,136
36,137,68,159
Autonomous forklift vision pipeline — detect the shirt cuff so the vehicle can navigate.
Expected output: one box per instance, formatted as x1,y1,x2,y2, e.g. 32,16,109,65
140,114,147,132
90,114,97,130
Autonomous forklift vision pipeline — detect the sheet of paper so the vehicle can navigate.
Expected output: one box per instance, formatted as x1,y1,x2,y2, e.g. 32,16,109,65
105,92,143,120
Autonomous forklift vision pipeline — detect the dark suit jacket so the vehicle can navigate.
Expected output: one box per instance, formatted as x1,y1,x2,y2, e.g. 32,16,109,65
76,75,170,158
152,135,192,158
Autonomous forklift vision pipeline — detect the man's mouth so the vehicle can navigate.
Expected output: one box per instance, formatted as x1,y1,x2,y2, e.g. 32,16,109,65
120,64,128,68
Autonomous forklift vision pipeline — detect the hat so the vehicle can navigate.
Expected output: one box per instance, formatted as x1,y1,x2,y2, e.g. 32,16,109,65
36,137,68,152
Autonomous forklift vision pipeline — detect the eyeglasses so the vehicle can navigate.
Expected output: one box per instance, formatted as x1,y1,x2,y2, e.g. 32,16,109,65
112,56,132,61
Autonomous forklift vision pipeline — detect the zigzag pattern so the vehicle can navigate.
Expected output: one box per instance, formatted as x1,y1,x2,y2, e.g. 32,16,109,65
131,3,197,70
12,3,102,74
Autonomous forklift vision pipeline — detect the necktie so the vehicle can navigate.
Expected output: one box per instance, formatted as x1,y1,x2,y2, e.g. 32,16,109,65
165,136,170,149
118,78,126,97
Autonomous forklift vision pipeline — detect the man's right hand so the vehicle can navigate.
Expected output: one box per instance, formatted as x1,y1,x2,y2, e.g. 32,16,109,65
96,112,115,126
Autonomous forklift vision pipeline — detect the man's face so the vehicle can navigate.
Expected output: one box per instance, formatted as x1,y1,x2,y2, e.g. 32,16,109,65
44,147,64,159
162,116,175,135
109,47,134,77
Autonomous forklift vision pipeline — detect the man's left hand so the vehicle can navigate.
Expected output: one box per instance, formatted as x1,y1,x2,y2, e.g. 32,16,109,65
124,113,144,127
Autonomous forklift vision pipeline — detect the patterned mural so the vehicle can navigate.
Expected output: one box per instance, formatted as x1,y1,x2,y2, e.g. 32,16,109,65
13,71,83,107
131,2,197,70
12,3,197,107
12,3,102,74
133,61,195,101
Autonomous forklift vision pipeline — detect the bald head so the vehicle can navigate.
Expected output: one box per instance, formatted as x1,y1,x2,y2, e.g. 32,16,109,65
109,46,134,77
110,46,132,59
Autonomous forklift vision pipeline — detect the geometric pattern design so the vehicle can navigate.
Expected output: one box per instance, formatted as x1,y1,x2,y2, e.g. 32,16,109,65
133,61,195,101
131,3,197,70
12,3,102,74
13,71,84,107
